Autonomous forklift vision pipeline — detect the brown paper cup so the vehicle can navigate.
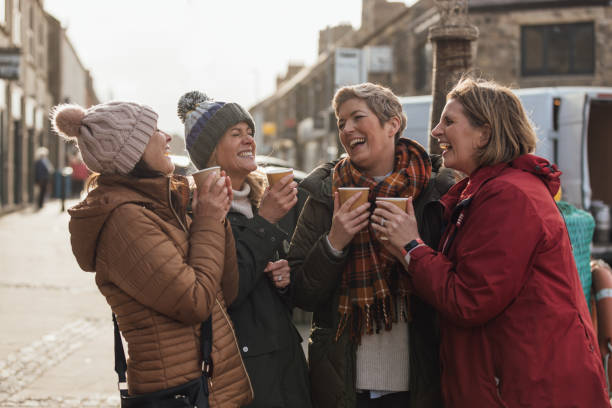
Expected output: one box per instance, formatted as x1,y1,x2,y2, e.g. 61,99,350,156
266,168,293,186
338,187,369,211
192,166,220,189
376,197,409,212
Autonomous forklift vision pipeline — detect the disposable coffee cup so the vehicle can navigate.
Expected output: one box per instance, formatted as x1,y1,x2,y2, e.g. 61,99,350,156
376,197,409,212
338,187,369,211
192,166,220,189
266,167,293,187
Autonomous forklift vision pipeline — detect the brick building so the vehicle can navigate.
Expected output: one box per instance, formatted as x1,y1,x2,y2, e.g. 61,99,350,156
250,0,612,172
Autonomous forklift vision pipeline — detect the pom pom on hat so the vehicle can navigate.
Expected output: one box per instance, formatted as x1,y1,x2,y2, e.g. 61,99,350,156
177,90,210,123
51,104,86,139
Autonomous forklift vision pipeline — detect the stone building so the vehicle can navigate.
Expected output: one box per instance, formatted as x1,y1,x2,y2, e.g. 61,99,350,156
0,0,52,213
250,0,612,173
0,1,98,214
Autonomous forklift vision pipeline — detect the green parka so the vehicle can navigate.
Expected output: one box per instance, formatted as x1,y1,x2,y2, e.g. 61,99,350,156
287,155,455,408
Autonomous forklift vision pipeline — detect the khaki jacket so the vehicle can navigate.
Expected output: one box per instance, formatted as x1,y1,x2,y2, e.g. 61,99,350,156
68,174,253,407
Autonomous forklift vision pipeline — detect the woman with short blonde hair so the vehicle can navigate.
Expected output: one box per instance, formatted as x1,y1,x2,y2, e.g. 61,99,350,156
288,82,455,407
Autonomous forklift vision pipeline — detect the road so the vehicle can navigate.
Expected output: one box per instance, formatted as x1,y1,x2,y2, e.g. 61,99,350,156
0,199,310,407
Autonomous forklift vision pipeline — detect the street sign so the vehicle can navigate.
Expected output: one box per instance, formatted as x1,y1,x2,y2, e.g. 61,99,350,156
0,48,20,80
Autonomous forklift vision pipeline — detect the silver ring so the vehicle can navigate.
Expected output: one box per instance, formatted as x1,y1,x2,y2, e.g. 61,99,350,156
381,218,385,227
277,276,282,281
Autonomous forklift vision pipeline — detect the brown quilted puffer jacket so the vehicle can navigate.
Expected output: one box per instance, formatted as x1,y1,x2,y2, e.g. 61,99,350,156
68,174,253,407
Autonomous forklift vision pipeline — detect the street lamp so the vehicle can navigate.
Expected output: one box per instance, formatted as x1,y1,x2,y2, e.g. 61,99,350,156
428,0,479,154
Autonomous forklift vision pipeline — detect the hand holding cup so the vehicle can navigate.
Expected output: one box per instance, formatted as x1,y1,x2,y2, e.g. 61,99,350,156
371,197,420,252
258,169,298,224
327,188,371,251
192,169,232,221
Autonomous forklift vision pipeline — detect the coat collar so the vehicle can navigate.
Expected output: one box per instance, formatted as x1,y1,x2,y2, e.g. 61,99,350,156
438,154,562,219
439,161,508,218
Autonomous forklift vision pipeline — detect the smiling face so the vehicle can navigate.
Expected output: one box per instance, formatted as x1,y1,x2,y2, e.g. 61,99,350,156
431,98,488,176
214,121,257,184
337,98,399,177
141,129,174,175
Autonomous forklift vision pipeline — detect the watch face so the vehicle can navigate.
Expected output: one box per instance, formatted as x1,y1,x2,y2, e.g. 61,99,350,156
405,239,419,252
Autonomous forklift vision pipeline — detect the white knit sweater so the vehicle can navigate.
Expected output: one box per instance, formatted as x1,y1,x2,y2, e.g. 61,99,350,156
231,183,253,219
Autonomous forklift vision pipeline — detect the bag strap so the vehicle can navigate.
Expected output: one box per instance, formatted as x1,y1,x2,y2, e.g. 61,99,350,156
112,314,129,396
113,313,213,396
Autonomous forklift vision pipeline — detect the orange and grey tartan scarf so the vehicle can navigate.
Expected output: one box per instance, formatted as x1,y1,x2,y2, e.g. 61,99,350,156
332,138,432,343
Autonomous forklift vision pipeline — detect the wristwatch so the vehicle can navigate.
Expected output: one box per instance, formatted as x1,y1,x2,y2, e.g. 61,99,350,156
401,238,424,264
404,239,424,253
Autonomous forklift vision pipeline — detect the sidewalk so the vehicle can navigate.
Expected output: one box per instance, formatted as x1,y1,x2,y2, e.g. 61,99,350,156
0,199,118,407
0,200,310,407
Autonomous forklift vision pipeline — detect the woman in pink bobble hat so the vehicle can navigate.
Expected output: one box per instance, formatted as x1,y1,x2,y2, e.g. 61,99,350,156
52,101,253,407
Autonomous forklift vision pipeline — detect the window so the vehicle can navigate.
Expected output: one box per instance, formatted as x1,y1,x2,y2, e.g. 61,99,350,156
521,22,595,76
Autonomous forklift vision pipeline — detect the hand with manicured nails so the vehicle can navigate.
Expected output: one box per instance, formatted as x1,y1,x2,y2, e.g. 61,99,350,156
264,259,291,289
192,170,233,221
258,174,298,224
371,197,421,254
327,191,371,251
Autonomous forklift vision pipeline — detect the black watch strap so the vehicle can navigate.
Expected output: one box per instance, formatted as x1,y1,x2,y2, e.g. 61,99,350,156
404,239,422,253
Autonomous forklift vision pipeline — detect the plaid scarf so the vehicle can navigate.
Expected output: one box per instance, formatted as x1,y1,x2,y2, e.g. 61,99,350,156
332,138,432,343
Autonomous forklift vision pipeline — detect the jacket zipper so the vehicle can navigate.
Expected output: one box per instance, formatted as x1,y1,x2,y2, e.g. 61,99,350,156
216,297,255,399
168,178,188,233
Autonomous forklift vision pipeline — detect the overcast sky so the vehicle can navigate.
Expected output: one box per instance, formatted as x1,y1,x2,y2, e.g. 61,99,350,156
44,0,368,136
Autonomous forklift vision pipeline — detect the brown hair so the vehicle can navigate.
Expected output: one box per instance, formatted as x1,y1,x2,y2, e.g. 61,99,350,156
448,77,537,167
333,82,407,141
85,158,174,192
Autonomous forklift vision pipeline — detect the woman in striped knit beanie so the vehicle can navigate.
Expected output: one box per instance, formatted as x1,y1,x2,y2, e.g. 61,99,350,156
177,91,312,408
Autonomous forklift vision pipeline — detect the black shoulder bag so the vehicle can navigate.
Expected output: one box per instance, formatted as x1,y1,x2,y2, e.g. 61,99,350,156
113,314,213,408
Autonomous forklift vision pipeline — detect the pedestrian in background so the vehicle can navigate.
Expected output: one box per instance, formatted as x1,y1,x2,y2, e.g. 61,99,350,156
69,153,89,198
34,146,54,210
373,77,609,407
288,82,454,408
178,91,312,408
52,101,253,407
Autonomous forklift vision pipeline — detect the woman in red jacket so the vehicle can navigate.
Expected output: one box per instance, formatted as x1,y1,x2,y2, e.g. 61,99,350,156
372,77,609,407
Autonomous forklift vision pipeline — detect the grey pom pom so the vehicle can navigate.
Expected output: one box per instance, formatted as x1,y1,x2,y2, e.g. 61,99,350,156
177,91,210,123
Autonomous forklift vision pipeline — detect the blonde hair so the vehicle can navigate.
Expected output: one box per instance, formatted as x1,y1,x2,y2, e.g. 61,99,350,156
448,77,537,167
333,82,407,141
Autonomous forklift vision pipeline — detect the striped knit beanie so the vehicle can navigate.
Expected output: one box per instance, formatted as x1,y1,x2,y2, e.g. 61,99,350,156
51,101,158,175
177,91,255,170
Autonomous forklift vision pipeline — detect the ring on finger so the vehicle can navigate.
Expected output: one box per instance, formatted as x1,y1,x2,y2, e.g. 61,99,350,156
381,218,385,227
277,275,282,281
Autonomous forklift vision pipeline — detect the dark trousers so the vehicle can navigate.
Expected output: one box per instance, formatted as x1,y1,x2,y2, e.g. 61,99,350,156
37,181,47,209
356,391,410,408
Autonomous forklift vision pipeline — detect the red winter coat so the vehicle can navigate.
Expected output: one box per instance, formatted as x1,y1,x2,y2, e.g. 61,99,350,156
408,154,608,407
